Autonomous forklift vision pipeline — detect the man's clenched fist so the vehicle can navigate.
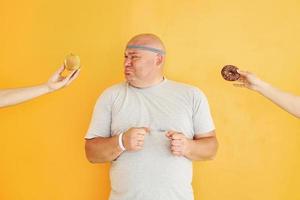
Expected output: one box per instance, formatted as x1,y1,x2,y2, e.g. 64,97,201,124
123,127,150,151
166,131,191,156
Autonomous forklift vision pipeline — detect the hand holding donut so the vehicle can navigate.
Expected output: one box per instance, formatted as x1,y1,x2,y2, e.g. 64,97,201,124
233,70,267,91
165,131,190,157
221,65,267,92
123,127,150,151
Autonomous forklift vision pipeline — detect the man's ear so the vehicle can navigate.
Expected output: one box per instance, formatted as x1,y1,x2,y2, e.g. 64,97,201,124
156,54,164,66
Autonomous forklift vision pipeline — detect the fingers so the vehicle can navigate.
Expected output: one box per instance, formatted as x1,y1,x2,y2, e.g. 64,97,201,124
56,65,65,74
165,131,172,138
135,134,143,139
165,131,183,140
237,69,249,76
136,140,144,147
237,69,257,82
239,77,249,83
50,65,65,81
236,69,249,79
171,151,182,156
165,131,188,156
130,139,144,150
165,130,176,138
233,83,246,88
171,139,183,146
171,145,182,152
66,68,80,86
170,145,184,156
139,127,150,133
124,127,150,151
135,127,150,136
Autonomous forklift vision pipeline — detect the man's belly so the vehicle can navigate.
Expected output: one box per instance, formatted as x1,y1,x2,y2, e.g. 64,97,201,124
109,131,193,200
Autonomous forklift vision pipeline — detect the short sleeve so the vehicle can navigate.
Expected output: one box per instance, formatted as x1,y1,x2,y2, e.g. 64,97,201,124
192,88,215,135
85,89,113,139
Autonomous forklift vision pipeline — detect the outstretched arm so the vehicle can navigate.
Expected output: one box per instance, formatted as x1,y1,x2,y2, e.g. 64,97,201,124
0,66,80,108
234,70,300,118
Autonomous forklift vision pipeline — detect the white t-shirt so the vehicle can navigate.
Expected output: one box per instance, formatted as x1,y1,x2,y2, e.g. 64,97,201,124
85,79,215,200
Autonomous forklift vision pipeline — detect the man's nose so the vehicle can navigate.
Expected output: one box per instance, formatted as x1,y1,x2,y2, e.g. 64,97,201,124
124,59,131,67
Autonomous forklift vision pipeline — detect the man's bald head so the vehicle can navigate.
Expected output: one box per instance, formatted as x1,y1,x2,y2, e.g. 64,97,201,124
123,33,166,88
126,33,166,54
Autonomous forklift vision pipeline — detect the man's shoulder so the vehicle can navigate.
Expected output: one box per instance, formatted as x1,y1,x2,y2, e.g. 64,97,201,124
166,79,204,94
103,82,127,93
97,82,127,99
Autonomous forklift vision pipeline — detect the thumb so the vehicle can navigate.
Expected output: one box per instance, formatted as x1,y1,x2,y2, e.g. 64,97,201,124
139,127,150,134
165,131,175,139
237,69,249,76
49,65,65,81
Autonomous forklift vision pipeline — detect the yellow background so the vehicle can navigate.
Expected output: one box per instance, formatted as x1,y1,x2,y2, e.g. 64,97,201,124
1,0,300,199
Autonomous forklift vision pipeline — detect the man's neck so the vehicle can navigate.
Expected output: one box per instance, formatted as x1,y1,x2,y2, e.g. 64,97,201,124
129,76,164,89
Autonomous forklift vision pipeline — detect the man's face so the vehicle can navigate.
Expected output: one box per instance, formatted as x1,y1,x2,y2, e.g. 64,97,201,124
124,48,159,82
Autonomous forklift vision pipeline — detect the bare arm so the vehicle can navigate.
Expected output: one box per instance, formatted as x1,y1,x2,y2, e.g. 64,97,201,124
85,135,123,163
0,84,52,108
235,70,300,118
0,66,80,108
166,130,218,161
85,127,149,163
185,131,218,160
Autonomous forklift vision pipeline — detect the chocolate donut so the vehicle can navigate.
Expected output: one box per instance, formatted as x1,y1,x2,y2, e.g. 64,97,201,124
221,65,240,81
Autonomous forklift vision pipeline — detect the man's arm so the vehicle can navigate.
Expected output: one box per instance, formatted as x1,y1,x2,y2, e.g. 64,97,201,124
186,131,218,160
85,127,149,163
235,70,300,118
0,66,80,108
166,130,218,161
85,135,123,163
